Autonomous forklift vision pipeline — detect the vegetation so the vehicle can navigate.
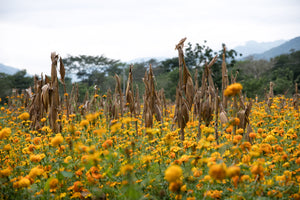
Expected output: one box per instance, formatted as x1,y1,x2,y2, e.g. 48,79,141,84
0,39,299,199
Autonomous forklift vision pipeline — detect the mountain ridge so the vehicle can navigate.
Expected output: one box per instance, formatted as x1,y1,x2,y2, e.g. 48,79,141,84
251,36,300,60
0,63,20,75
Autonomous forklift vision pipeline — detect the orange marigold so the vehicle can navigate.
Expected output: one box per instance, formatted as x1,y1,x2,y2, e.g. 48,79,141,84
51,134,64,147
165,165,182,183
224,83,243,96
209,163,227,181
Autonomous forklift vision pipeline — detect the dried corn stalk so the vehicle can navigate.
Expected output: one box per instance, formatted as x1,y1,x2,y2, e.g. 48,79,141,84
49,52,60,133
158,88,167,117
135,85,140,116
193,55,218,139
143,65,162,128
125,65,135,115
293,83,299,110
174,37,194,140
266,82,274,108
221,45,229,109
105,88,113,120
29,77,43,130
112,74,123,119
59,57,70,118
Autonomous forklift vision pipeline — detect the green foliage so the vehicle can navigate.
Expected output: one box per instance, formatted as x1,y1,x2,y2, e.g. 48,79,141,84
235,50,300,99
0,70,33,104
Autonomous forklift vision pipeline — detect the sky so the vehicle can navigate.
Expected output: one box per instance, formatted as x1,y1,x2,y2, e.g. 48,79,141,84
0,0,300,75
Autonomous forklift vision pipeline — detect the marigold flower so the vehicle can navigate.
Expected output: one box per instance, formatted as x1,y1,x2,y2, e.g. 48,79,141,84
18,112,30,120
121,164,134,175
64,156,72,163
224,83,243,96
0,128,11,139
0,167,12,177
209,163,227,181
251,163,264,178
168,180,182,192
165,165,183,183
30,154,44,163
18,177,31,188
80,120,89,127
249,132,256,139
51,134,64,146
49,178,59,189
226,166,240,177
29,166,44,179
102,139,113,149
3,144,11,151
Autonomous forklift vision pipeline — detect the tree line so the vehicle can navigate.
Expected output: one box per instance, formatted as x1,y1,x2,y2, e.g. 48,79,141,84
1,41,299,104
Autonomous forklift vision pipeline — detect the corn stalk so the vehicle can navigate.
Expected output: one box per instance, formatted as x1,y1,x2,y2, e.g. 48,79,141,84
174,37,194,141
143,65,162,128
49,52,60,133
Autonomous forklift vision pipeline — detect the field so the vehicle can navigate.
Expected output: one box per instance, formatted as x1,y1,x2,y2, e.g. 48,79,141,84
0,92,299,199
0,46,300,200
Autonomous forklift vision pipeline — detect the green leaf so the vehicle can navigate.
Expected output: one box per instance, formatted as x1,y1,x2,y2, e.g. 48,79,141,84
60,171,73,178
44,177,55,191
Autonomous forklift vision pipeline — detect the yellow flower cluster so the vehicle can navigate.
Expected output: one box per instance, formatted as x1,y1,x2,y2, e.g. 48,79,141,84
51,134,64,146
0,127,11,139
224,83,243,96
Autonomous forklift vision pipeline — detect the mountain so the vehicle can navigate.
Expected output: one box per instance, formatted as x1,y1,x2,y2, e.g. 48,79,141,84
0,63,20,75
125,57,167,64
234,39,286,58
252,36,300,60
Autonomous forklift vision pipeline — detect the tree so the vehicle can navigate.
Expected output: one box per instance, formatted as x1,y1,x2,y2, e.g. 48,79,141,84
62,55,122,81
0,70,33,104
184,42,240,91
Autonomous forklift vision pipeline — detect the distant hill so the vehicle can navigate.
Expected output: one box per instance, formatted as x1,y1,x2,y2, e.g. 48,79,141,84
234,39,286,58
252,36,300,60
0,63,20,75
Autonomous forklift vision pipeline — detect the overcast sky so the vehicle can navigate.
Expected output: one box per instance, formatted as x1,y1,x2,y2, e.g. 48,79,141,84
0,0,300,75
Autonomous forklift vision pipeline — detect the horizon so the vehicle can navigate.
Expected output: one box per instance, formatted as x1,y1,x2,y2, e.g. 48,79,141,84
0,37,296,76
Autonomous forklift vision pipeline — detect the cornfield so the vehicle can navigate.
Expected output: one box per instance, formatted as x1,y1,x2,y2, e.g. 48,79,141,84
0,40,300,200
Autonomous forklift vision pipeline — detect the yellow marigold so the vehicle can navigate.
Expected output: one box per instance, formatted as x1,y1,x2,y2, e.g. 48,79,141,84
29,166,44,179
0,167,12,177
93,128,106,136
282,162,290,168
86,113,98,122
3,144,11,151
30,154,45,163
249,132,256,139
205,190,223,199
251,163,264,177
33,137,41,145
240,174,250,182
18,177,31,188
165,165,183,183
49,178,59,189
233,118,240,126
64,156,72,163
51,134,64,146
0,128,11,139
80,120,89,127
18,112,30,120
209,163,227,181
121,164,134,175
206,134,215,142
224,83,243,96
226,166,240,178
168,180,182,192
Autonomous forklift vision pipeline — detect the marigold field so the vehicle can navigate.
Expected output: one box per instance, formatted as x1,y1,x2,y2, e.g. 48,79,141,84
0,45,300,200
0,94,299,200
